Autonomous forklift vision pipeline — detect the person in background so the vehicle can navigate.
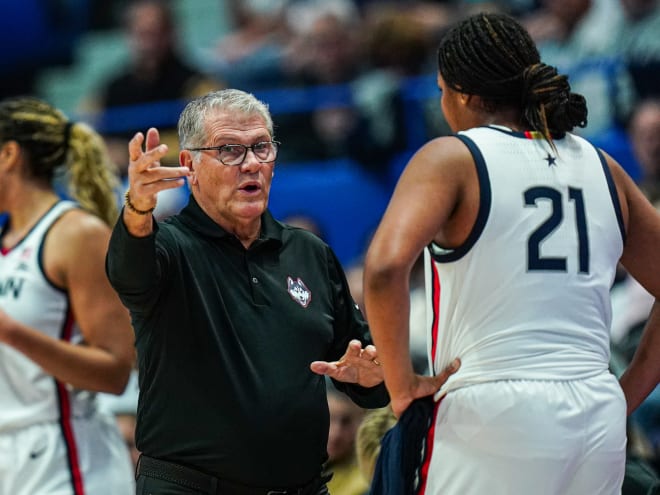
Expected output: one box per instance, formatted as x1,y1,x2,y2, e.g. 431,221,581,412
276,0,365,164
325,383,369,495
615,0,660,101
354,405,397,488
0,96,135,494
204,0,292,90
106,89,461,494
364,12,660,495
88,0,221,219
629,97,660,205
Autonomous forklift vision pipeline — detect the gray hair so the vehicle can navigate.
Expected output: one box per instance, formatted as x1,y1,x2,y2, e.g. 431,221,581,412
177,89,274,149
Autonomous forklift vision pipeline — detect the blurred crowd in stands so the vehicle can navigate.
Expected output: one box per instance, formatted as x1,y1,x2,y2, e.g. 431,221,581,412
2,0,659,493
5,0,659,173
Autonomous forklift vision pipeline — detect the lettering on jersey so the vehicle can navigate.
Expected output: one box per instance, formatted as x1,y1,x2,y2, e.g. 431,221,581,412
0,277,25,299
287,276,311,308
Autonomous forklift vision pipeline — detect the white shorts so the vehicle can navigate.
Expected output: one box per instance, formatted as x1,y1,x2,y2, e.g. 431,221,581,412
420,373,627,495
0,412,135,495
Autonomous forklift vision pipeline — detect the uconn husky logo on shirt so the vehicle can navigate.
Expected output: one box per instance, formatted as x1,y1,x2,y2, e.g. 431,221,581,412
287,276,311,308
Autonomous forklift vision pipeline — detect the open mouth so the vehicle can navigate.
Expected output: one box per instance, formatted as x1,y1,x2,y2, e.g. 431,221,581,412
240,183,260,193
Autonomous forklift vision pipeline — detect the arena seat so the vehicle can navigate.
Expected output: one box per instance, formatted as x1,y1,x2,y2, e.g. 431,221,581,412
268,159,391,267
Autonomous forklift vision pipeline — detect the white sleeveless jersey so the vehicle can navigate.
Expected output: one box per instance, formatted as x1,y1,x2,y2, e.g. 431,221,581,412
426,126,625,398
0,201,95,432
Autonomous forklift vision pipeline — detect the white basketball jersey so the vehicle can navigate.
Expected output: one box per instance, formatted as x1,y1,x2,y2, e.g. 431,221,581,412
426,126,625,398
0,201,95,432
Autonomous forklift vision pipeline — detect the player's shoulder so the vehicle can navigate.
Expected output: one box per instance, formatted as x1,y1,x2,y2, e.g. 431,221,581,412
42,211,111,273
53,207,111,241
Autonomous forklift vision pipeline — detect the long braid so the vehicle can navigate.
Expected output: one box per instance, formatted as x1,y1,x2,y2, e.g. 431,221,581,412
0,97,119,225
66,122,119,226
437,13,587,146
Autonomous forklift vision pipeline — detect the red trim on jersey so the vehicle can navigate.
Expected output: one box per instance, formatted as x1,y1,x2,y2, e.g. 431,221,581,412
524,130,544,140
417,259,443,494
430,260,441,363
0,247,10,255
417,397,443,494
57,310,85,495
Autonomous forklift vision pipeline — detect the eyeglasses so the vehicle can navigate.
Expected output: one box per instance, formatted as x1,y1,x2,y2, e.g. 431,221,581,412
186,141,280,166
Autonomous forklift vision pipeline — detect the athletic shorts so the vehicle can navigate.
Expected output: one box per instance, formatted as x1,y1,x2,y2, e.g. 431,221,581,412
420,372,627,495
0,413,135,495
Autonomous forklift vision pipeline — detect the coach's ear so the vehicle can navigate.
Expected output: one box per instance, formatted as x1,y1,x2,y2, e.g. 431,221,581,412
179,149,197,184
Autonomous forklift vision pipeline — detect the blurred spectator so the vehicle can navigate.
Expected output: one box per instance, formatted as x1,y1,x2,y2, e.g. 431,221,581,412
617,0,660,100
203,0,292,90
274,0,440,173
608,99,659,346
349,7,440,174
618,0,660,62
355,406,397,487
521,0,633,135
612,99,660,464
85,0,221,219
326,383,369,495
612,98,660,462
629,98,660,204
284,0,363,84
87,0,221,166
522,0,621,59
275,0,365,164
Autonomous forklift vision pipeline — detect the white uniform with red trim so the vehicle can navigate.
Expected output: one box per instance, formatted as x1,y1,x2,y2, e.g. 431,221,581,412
420,127,627,495
0,201,134,495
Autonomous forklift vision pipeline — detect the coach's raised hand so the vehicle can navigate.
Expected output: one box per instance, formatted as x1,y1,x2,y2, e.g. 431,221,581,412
123,127,189,236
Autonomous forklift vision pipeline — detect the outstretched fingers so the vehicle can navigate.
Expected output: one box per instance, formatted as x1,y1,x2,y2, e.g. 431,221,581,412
127,129,189,201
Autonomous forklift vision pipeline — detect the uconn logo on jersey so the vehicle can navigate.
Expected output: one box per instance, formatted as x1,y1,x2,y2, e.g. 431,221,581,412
0,276,25,299
0,247,31,299
287,276,311,308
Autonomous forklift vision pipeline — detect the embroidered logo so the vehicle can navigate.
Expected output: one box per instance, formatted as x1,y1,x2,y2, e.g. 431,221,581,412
287,276,311,308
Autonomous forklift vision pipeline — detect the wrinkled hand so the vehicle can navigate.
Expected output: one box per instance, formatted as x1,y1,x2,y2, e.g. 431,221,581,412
310,339,383,388
126,127,189,212
391,358,461,418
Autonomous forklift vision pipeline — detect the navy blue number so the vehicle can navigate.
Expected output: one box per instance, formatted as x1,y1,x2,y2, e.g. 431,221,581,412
524,186,589,274
568,187,589,273
524,187,566,271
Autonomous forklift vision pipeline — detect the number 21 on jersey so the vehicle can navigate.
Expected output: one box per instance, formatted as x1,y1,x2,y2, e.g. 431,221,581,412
524,186,589,274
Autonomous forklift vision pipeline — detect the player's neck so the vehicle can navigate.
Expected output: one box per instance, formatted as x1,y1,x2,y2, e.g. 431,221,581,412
5,187,59,239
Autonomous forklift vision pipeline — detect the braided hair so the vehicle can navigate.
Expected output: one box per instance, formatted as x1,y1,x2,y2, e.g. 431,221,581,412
437,13,588,146
0,97,119,226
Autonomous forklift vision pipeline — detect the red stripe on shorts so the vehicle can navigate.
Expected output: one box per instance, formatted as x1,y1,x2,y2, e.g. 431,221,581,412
57,309,85,495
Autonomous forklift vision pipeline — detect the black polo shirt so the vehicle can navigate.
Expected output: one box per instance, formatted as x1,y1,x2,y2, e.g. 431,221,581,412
106,196,389,487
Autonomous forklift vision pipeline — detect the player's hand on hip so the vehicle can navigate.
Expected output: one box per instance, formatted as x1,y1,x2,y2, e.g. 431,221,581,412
391,358,461,417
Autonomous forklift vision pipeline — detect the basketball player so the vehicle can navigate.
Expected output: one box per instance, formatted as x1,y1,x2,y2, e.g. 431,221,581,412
363,13,660,495
0,97,135,494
